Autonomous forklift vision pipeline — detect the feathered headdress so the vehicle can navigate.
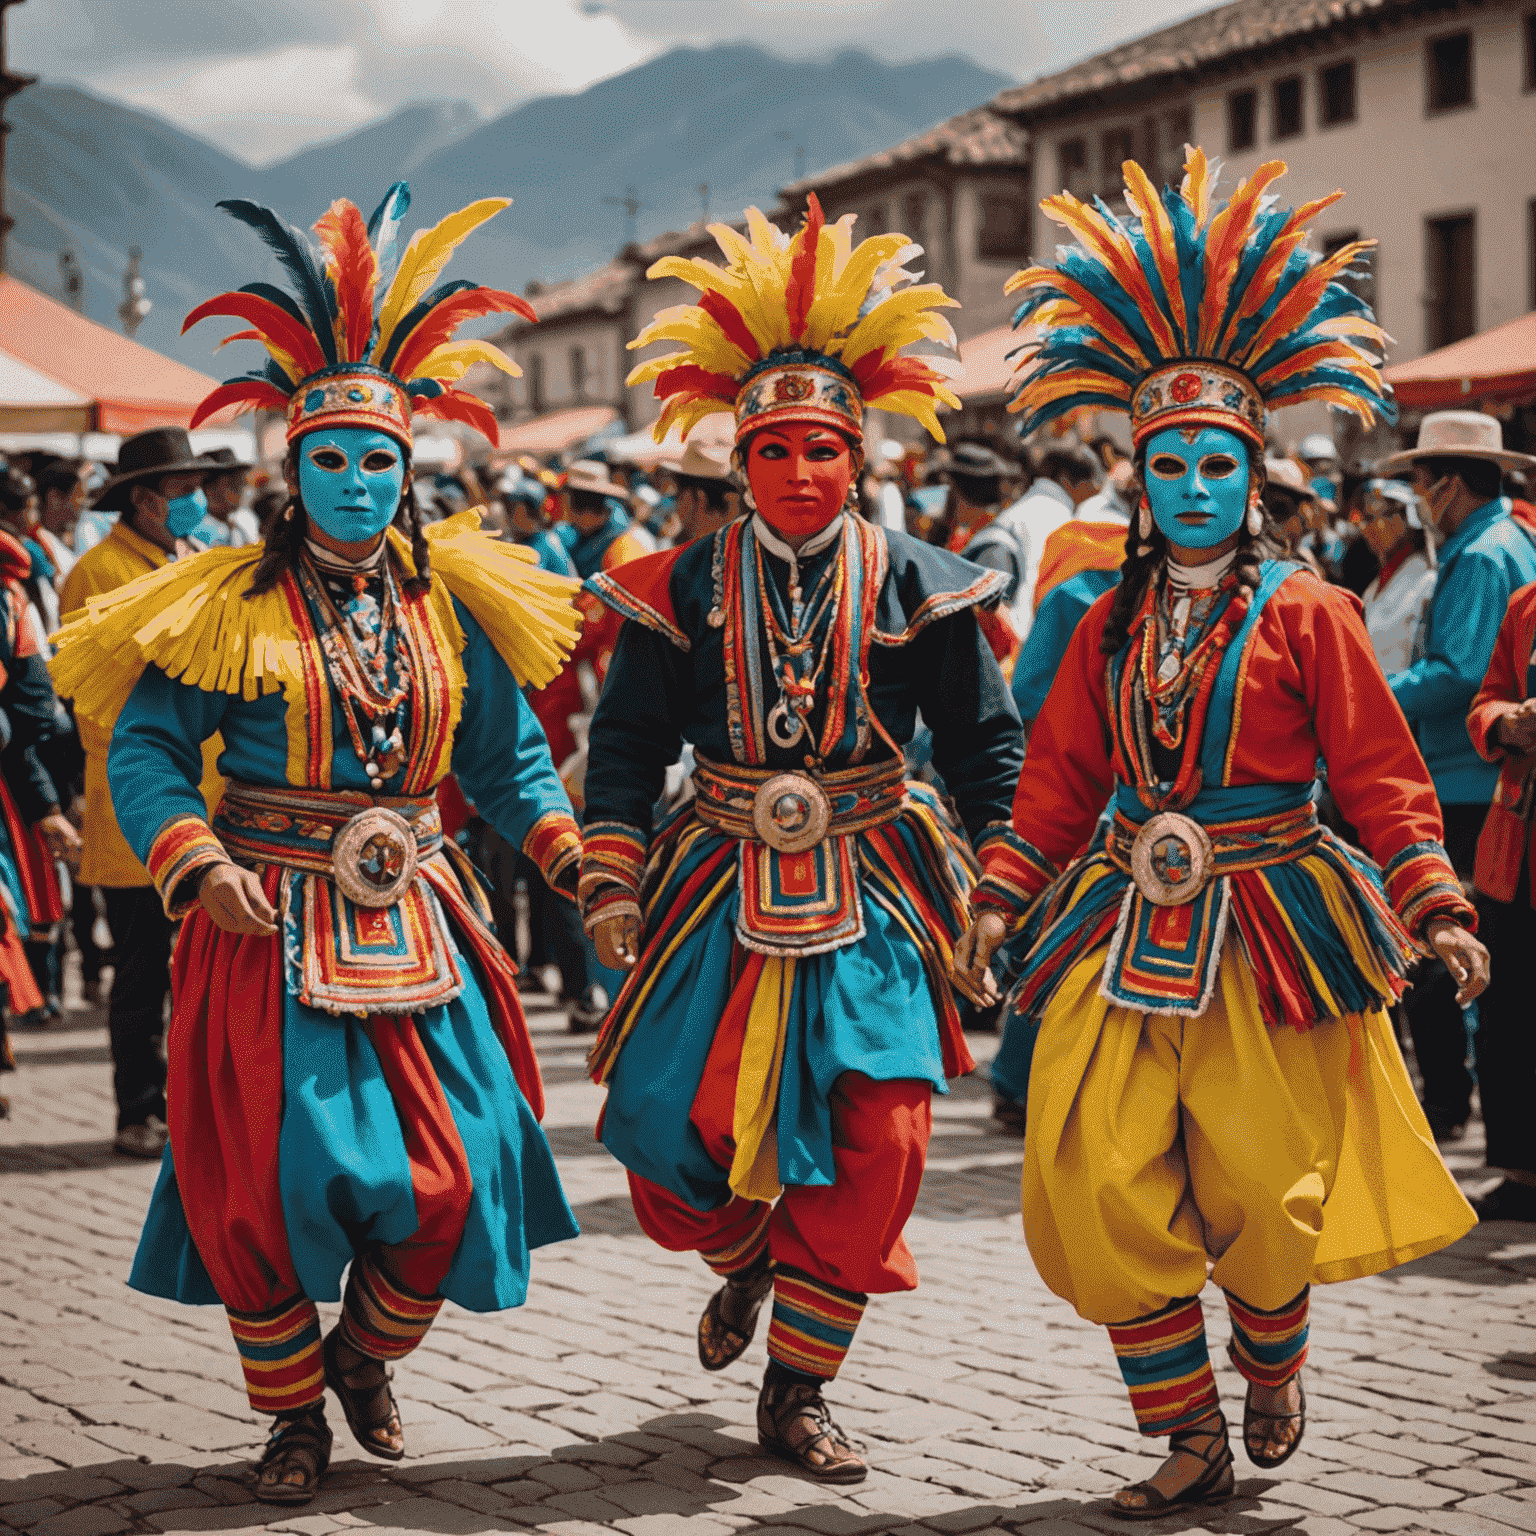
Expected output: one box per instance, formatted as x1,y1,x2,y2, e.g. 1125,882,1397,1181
183,182,534,448
1006,148,1394,452
627,193,962,445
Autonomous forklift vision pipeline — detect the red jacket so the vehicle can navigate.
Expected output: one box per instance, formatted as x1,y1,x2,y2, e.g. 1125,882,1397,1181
1467,580,1536,905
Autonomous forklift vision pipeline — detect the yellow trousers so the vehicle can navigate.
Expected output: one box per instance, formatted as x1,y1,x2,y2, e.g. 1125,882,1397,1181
1021,947,1476,1324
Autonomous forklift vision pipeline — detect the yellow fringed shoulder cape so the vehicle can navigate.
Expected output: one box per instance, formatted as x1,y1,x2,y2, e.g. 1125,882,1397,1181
50,509,581,731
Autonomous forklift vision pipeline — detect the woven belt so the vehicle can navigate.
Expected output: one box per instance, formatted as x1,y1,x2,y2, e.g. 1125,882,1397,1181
1107,803,1323,907
691,754,906,855
214,779,443,908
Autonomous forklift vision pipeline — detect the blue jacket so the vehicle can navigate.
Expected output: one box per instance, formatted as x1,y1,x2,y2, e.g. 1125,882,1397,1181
1390,497,1536,805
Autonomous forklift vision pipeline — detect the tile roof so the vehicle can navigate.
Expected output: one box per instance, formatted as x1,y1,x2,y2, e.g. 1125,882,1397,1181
783,107,1028,197
515,259,636,328
993,0,1406,118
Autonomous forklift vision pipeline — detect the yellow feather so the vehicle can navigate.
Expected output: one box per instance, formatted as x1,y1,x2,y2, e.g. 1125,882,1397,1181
411,339,521,382
838,286,959,369
373,198,511,361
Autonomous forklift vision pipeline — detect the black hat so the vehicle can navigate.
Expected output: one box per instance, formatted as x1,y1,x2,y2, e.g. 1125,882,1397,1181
205,446,252,473
90,428,225,511
947,442,1011,480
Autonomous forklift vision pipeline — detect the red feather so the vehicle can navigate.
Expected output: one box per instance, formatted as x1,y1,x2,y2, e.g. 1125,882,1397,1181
389,287,539,381
851,353,939,401
785,192,824,342
183,291,327,377
189,380,292,429
412,386,501,446
652,363,740,404
699,290,760,362
214,329,264,349
313,199,378,363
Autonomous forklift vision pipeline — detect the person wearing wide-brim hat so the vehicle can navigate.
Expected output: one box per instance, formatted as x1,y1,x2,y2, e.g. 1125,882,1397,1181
672,438,740,544
198,446,261,548
559,457,649,684
58,427,228,1162
1376,411,1536,1208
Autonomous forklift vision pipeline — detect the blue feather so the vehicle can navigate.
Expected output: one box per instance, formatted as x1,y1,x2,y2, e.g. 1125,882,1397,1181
405,378,445,399
375,279,478,372
217,200,338,365
238,281,309,329
367,181,412,294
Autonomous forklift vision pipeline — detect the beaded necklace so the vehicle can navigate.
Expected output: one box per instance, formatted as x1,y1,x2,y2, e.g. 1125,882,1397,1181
296,551,416,791
754,533,845,756
1132,571,1236,753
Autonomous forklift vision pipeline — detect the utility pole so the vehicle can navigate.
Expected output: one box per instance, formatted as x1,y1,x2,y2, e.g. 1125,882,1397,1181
601,184,646,247
776,129,805,185
0,0,36,274
697,182,709,223
119,245,150,337
58,247,81,311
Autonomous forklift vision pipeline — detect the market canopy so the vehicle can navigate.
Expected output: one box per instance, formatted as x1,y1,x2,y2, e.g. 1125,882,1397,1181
0,346,91,432
495,404,620,459
952,326,1017,401
1384,312,1536,412
0,274,218,434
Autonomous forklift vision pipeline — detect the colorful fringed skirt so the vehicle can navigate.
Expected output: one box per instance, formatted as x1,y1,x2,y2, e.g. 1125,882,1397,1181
590,779,977,1211
991,782,1476,1319
130,862,577,1314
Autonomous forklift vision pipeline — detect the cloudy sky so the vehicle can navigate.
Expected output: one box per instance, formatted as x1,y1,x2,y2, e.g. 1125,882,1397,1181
13,0,1214,165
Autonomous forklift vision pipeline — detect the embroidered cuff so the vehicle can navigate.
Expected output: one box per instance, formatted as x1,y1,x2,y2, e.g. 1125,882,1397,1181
1384,841,1476,938
578,821,647,904
523,810,582,898
146,813,233,920
973,828,1059,919
581,887,641,937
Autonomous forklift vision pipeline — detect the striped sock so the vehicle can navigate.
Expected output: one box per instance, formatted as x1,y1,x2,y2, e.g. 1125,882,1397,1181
1106,1295,1220,1437
700,1207,772,1279
338,1251,444,1362
764,1265,867,1381
227,1297,324,1416
1225,1287,1310,1387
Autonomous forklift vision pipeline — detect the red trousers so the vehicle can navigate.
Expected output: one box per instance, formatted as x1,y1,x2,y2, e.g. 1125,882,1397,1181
628,1071,932,1295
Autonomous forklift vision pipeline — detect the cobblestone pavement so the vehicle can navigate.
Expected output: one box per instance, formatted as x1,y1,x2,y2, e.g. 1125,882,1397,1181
1,977,1532,1536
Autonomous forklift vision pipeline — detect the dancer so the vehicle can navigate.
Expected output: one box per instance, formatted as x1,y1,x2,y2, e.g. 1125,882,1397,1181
51,182,584,1504
954,150,1485,1519
580,197,1023,1481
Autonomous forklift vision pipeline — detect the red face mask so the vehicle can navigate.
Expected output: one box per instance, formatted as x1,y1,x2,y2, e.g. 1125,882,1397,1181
745,424,855,540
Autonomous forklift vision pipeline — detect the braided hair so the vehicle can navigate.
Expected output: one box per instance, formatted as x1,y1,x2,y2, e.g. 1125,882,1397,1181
1099,444,1283,657
246,444,431,599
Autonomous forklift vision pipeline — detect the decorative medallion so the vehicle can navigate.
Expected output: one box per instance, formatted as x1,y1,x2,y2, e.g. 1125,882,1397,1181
1129,811,1215,907
1170,371,1203,404
752,772,832,855
331,806,420,907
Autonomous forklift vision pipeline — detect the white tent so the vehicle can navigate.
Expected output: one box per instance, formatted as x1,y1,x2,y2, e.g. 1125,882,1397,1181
0,346,92,433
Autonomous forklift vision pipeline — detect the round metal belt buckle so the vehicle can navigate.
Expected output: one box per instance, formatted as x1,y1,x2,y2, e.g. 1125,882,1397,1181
751,772,832,855
1129,811,1215,907
331,806,420,907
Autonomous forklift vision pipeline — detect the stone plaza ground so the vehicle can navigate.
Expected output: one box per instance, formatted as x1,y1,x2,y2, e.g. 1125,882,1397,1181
0,982,1532,1536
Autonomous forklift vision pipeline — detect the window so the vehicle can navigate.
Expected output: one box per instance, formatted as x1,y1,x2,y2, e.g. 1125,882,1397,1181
1323,229,1376,311
526,353,544,412
1425,213,1476,350
1101,125,1136,196
1319,59,1357,125
570,345,588,401
1160,105,1192,184
866,203,887,233
1228,88,1257,150
1530,199,1536,310
1526,12,1536,91
1272,75,1304,139
1427,31,1473,113
978,193,1032,260
901,192,926,239
1059,136,1089,198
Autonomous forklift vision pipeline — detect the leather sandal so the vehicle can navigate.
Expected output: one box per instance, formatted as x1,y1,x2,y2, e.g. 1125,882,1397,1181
1111,1412,1234,1521
1244,1373,1305,1468
322,1326,405,1460
757,1378,867,1484
252,1405,332,1505
697,1257,773,1372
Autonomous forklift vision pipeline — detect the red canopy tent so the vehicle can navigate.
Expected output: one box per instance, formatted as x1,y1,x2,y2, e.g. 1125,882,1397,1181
0,274,218,433
1383,312,1536,413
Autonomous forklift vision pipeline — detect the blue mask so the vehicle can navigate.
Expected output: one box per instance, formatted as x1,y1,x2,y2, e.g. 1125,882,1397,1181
1144,426,1251,550
164,487,208,540
298,427,406,544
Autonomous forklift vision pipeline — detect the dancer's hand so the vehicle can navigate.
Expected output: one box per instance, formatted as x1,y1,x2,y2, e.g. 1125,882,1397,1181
199,864,278,936
1426,919,1489,1005
36,811,80,868
1497,700,1536,754
593,911,641,970
952,912,1007,1006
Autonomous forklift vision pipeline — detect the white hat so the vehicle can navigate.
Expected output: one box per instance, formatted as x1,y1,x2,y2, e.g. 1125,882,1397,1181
675,439,733,483
1375,410,1536,476
1263,457,1318,500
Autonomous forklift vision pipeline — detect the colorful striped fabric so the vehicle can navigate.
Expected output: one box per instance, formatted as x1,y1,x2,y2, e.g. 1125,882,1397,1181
226,1296,324,1414
338,1252,444,1362
1106,1296,1220,1437
1383,842,1468,937
523,809,582,890
766,1265,868,1380
1225,1287,1310,1388
701,1207,772,1277
145,813,232,919
971,827,1060,918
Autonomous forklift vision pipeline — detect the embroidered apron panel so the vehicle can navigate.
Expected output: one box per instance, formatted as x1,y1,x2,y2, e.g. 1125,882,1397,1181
736,834,865,957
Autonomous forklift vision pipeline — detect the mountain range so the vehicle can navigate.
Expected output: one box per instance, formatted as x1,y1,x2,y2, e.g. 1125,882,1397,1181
6,45,1013,374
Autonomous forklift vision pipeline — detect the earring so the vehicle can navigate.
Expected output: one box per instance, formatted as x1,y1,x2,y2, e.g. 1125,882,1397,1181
282,504,294,523
1246,499,1263,537
1136,495,1153,556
